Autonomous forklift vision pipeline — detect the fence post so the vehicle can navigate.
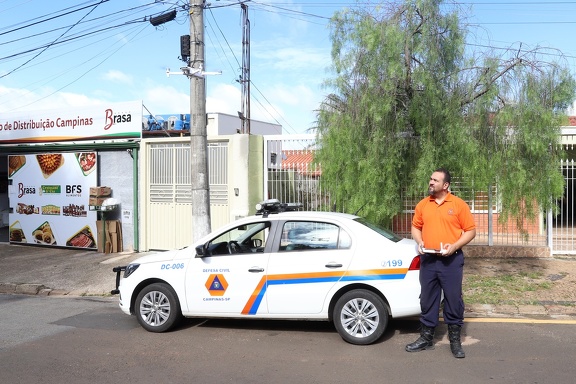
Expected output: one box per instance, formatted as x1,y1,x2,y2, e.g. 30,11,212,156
547,207,553,252
263,138,270,200
488,183,493,246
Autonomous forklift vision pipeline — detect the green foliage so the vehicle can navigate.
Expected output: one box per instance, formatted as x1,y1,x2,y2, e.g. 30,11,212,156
316,0,576,227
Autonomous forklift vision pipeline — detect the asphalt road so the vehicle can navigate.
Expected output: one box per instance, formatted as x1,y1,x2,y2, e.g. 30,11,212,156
1,294,576,384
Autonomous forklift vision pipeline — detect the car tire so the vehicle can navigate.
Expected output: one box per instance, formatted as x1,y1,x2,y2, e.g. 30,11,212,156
333,289,389,345
135,283,182,333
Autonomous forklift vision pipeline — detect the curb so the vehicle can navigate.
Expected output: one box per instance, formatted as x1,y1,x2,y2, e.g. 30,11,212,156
0,282,78,296
3,281,576,321
466,303,576,320
0,282,48,295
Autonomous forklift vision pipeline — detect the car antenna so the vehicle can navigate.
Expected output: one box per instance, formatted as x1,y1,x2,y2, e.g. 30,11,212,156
354,203,367,215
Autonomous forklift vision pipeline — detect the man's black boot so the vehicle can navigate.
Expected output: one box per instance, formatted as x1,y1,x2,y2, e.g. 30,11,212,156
405,324,435,352
448,324,465,358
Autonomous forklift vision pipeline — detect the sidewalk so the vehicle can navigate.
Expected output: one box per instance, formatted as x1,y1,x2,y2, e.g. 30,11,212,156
0,242,142,296
1,242,575,321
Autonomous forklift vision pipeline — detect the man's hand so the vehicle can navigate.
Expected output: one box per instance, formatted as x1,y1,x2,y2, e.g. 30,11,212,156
442,243,455,256
417,242,425,254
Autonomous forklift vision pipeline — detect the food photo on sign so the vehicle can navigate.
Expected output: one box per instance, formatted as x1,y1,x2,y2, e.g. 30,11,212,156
8,155,26,177
8,152,98,249
76,152,97,175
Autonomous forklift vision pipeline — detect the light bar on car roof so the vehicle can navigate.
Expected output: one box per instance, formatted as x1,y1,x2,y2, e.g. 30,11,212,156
255,199,303,217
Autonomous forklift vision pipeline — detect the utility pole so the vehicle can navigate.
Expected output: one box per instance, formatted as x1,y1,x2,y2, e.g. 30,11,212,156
189,0,211,241
239,2,251,134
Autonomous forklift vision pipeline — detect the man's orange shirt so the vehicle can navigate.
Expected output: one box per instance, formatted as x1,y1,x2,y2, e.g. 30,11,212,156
412,192,476,250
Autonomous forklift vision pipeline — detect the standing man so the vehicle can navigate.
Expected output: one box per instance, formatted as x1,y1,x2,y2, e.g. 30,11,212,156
406,168,476,358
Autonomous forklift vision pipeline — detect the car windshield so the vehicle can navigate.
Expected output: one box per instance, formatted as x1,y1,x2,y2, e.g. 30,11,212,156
234,222,269,243
354,218,402,242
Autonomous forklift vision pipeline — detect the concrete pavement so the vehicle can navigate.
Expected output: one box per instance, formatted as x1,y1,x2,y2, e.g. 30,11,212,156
0,243,142,296
1,242,575,322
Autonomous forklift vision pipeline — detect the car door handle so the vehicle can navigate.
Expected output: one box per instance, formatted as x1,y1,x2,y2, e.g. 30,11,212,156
248,267,265,273
325,263,343,268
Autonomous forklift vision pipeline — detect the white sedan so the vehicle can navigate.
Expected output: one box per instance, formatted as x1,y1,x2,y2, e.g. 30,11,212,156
112,200,421,345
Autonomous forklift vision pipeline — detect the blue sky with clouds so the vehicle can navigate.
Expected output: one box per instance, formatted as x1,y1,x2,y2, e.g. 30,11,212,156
1,0,576,134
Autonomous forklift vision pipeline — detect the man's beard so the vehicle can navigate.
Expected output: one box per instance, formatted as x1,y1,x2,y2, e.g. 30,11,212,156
428,186,435,196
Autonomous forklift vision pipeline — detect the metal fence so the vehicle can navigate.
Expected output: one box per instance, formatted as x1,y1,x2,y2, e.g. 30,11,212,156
549,159,576,254
264,135,575,254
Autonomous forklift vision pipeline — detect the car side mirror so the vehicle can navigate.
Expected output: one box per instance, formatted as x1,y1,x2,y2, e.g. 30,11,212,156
252,239,262,248
196,241,211,257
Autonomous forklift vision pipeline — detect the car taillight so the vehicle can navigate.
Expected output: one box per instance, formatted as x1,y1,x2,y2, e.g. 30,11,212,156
408,255,420,271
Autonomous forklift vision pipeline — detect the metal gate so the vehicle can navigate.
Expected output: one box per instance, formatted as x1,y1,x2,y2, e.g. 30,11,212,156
141,138,229,251
550,159,576,254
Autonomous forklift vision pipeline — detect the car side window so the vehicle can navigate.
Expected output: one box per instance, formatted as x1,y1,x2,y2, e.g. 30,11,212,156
207,222,270,256
279,221,351,251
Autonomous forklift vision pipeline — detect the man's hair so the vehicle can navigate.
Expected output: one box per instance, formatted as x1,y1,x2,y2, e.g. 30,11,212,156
434,168,451,185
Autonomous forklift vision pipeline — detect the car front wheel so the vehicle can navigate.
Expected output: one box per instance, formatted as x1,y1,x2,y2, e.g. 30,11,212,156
333,289,389,345
135,283,182,332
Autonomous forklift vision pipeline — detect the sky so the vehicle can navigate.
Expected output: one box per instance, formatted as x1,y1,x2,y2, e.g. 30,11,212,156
1,0,576,135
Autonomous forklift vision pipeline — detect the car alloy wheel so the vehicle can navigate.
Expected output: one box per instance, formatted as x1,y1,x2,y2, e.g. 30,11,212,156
333,289,389,345
135,283,182,332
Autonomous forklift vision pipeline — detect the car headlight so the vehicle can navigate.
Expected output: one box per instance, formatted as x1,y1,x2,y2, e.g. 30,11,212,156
124,263,140,278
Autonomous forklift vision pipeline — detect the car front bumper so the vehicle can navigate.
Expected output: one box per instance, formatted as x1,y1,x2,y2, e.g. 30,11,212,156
112,265,132,315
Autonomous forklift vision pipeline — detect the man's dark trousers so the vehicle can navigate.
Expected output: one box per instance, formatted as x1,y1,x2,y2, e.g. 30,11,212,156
419,250,465,327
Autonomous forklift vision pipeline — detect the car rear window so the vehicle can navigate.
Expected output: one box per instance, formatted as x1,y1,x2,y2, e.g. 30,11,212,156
355,218,402,242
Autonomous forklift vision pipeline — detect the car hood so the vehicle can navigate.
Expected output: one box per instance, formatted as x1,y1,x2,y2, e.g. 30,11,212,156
129,248,188,265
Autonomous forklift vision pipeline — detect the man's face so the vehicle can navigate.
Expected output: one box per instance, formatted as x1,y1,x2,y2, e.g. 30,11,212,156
428,171,447,196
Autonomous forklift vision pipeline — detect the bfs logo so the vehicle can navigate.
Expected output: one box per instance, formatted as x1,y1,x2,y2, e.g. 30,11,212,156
104,108,132,130
66,185,82,196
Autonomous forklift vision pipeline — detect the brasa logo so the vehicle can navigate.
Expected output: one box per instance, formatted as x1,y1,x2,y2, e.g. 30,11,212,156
18,183,36,198
103,108,132,130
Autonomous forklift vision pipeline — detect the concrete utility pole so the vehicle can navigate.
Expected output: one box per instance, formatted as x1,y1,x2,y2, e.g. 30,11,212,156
239,2,251,134
189,0,211,241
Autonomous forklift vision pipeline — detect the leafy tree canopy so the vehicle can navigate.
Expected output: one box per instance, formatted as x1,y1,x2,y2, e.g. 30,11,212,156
315,0,576,227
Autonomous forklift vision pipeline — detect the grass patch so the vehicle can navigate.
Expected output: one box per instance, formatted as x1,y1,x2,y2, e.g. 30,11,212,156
463,271,552,305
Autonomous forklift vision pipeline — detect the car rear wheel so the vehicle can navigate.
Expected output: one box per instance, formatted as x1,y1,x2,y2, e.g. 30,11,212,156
135,283,182,332
333,289,389,345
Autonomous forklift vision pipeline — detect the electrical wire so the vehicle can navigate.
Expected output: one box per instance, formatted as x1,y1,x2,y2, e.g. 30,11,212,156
0,0,108,79
2,0,576,124
5,22,149,112
0,0,109,36
206,2,301,134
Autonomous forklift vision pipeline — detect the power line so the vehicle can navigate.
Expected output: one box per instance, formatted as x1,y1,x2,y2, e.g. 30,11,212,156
4,23,149,112
3,0,576,127
0,1,159,47
0,18,147,62
0,0,176,111
0,0,106,79
205,2,303,134
0,0,109,36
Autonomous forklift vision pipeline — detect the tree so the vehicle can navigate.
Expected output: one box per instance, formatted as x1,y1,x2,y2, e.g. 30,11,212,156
315,0,576,229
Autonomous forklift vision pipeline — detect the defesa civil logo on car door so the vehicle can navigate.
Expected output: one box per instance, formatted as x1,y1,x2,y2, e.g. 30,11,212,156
205,274,228,296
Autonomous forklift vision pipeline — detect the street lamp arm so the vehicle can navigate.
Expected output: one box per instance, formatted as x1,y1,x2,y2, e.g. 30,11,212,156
165,65,222,78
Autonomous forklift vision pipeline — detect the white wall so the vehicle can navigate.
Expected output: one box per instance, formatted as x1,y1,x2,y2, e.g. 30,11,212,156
207,113,282,136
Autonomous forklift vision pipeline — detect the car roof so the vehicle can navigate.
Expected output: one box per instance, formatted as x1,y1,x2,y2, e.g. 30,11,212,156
249,211,361,221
